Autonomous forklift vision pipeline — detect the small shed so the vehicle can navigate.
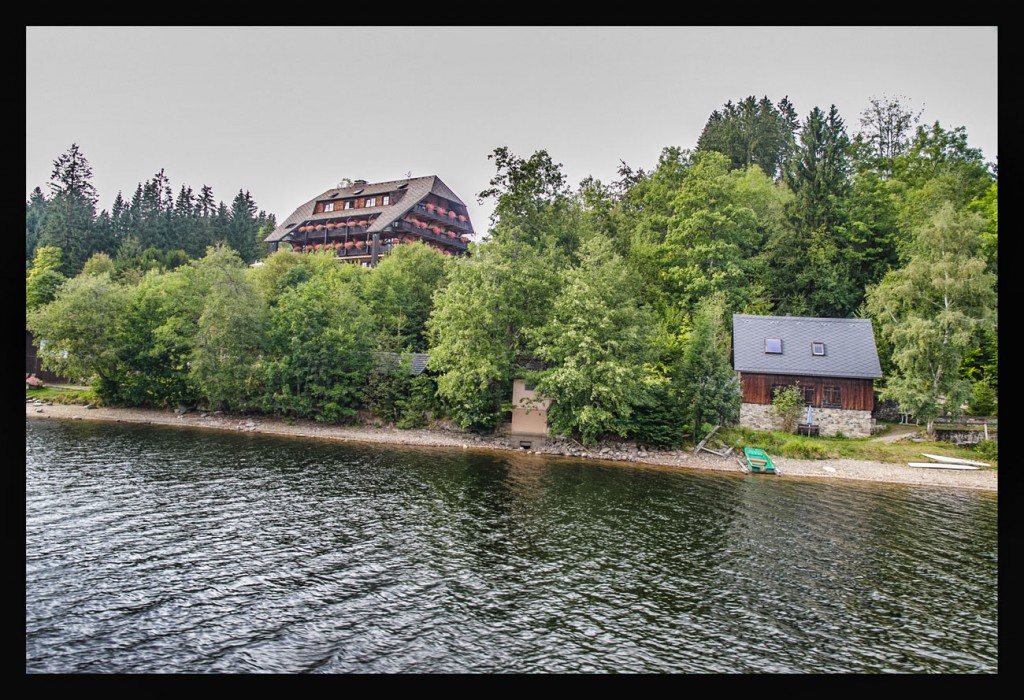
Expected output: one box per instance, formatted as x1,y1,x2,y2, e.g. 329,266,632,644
510,379,550,448
732,314,883,437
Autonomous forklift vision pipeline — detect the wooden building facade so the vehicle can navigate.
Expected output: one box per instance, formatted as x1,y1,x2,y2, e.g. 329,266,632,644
732,314,883,438
264,175,475,267
737,372,875,412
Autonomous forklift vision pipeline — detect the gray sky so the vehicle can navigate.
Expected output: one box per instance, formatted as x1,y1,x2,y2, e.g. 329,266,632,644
26,26,997,236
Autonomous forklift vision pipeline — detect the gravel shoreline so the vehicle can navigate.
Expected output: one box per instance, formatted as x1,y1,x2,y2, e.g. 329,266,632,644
27,402,997,492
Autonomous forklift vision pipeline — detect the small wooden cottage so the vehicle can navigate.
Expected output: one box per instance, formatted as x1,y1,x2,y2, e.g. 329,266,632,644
264,175,474,266
732,314,883,438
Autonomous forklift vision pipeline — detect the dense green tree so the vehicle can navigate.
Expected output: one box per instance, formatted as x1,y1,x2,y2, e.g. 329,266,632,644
361,242,448,352
478,147,577,256
26,246,67,311
37,144,98,274
840,169,905,292
80,252,116,277
172,184,202,257
260,266,373,422
130,169,177,251
755,105,866,316
26,187,48,265
615,146,693,312
248,249,313,302
190,256,267,411
362,362,440,429
533,237,656,443
892,122,994,205
427,237,561,429
111,267,202,406
866,203,996,434
110,246,252,406
26,270,67,309
226,189,261,263
969,182,997,273
678,293,742,437
574,176,620,250
189,184,219,254
696,95,799,180
785,105,851,233
657,151,776,315
109,191,132,253
27,272,130,390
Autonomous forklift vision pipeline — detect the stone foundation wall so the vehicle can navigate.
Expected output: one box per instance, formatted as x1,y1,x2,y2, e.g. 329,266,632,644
740,403,875,438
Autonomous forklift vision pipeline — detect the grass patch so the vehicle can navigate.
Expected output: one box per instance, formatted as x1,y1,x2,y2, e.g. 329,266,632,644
778,438,836,460
716,424,997,469
26,386,100,406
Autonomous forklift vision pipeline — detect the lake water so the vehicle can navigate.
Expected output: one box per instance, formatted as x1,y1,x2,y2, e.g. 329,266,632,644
26,419,998,673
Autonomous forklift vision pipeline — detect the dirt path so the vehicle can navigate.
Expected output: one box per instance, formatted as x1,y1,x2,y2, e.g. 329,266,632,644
871,423,926,443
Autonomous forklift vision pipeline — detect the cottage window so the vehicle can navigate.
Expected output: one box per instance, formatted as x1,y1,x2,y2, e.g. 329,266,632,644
822,386,841,408
344,200,353,210
772,383,813,406
323,202,335,212
811,341,825,356
366,196,377,207
382,195,390,205
765,338,782,354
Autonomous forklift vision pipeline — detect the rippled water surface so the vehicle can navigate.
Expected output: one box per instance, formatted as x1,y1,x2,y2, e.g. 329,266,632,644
26,419,997,673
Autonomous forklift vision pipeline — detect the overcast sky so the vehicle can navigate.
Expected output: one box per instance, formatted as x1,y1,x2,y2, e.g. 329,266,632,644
26,26,997,236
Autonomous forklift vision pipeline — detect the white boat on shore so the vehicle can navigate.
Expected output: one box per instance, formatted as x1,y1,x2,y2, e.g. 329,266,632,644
920,453,991,467
908,462,980,471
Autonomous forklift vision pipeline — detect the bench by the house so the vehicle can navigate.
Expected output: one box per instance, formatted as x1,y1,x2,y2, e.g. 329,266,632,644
797,423,820,437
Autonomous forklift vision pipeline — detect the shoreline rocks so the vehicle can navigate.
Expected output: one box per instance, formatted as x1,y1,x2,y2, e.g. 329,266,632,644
26,403,997,492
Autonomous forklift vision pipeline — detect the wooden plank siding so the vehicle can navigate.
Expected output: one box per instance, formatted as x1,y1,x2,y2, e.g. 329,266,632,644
738,372,875,412
26,330,67,383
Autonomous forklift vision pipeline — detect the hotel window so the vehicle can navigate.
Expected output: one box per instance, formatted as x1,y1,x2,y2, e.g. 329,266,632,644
382,195,390,205
344,201,353,210
323,202,335,212
365,196,377,207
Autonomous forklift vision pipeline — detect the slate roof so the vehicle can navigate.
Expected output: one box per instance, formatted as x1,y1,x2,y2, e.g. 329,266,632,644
374,352,430,376
732,314,882,379
264,175,472,243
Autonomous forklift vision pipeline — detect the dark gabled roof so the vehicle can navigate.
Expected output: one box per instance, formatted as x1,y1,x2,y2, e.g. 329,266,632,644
374,352,430,376
732,314,883,379
264,175,472,243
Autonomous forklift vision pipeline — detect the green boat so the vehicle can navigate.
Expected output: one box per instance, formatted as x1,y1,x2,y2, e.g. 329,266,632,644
742,447,778,475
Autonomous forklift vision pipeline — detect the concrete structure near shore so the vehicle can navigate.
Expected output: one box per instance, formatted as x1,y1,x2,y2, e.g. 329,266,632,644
510,379,550,449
